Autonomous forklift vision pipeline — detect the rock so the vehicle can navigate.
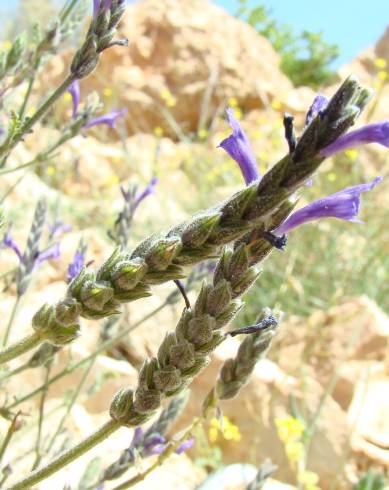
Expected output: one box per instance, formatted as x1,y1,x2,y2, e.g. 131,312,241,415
349,364,389,466
272,297,389,410
41,0,297,137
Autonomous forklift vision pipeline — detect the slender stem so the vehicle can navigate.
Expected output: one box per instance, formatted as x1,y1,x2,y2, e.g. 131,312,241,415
18,70,38,121
0,332,41,365
0,172,28,204
46,359,94,453
32,363,53,470
0,412,21,465
2,295,22,347
5,301,169,412
0,75,74,161
60,0,80,23
8,419,120,490
0,362,28,384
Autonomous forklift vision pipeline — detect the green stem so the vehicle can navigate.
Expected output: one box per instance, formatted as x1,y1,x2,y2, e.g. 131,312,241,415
0,362,29,383
32,363,52,470
0,75,74,161
8,419,120,490
2,296,22,347
0,412,21,465
60,0,80,23
0,172,28,204
0,332,41,365
18,70,38,121
46,359,94,453
5,301,169,412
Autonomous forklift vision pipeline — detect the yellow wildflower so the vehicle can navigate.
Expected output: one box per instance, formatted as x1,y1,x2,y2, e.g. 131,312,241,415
105,175,120,188
298,470,321,490
160,89,176,108
228,97,238,108
234,107,243,120
46,165,56,176
103,88,113,97
63,93,72,103
208,416,241,443
374,58,387,69
285,440,305,463
197,128,209,140
344,149,358,162
1,40,12,50
154,126,163,137
275,416,305,443
377,70,388,82
271,99,282,111
327,172,336,182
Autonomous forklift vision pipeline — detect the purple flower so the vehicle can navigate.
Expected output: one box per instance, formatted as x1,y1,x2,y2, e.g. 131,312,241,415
274,177,382,236
2,226,23,261
67,250,86,282
305,93,329,126
133,176,158,210
93,0,100,18
321,121,389,157
68,81,80,118
219,108,260,185
175,438,195,454
84,109,127,129
35,243,61,266
49,221,72,239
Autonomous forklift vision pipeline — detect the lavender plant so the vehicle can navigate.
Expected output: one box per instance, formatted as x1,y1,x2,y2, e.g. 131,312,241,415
0,1,386,489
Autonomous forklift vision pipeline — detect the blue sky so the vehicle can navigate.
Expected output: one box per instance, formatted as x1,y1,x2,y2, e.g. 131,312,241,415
216,0,388,67
1,0,388,67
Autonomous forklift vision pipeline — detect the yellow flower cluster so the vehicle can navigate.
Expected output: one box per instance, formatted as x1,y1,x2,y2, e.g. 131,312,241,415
208,415,241,443
275,417,320,490
160,89,176,108
228,97,243,120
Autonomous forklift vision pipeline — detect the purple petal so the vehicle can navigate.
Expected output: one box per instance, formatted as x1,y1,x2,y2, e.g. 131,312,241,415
133,176,158,210
130,427,143,449
93,0,100,19
274,177,382,236
219,108,260,185
305,93,329,126
84,109,127,129
2,227,23,262
36,243,61,265
103,0,112,11
67,251,85,282
49,221,72,238
147,444,167,456
67,81,80,118
175,437,195,454
144,434,166,452
321,121,389,157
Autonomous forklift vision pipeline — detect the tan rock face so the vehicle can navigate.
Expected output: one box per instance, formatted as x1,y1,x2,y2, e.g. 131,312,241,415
41,0,293,137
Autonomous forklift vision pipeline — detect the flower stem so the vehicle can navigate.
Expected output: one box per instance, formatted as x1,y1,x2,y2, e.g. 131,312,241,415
0,412,21,465
2,295,22,347
0,332,41,365
8,419,121,490
32,362,53,470
0,75,74,161
4,300,169,412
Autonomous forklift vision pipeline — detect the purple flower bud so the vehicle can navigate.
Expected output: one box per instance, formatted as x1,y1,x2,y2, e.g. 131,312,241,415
219,108,260,185
133,176,158,210
84,109,127,129
49,221,72,238
35,243,61,266
93,0,100,19
67,80,80,118
103,0,112,11
175,437,195,454
67,250,85,282
130,427,144,449
274,177,382,236
321,121,389,157
2,226,23,262
305,93,329,126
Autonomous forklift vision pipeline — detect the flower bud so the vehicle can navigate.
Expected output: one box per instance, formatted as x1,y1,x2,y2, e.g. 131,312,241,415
144,237,182,271
186,315,215,345
133,389,161,414
153,366,182,392
80,280,114,311
55,298,81,326
32,303,80,346
111,258,148,290
206,279,232,317
181,212,221,247
170,342,195,370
